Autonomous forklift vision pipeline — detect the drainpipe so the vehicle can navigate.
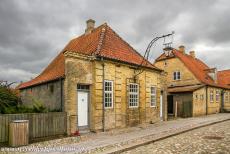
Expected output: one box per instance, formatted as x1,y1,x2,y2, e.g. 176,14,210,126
205,86,208,115
60,78,63,112
101,57,105,132
221,90,225,113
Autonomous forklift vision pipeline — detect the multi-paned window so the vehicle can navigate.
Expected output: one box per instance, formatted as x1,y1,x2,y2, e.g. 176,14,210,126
210,90,214,102
104,80,113,108
225,92,229,103
173,71,181,80
216,90,220,102
195,94,198,100
150,86,156,107
129,83,139,107
229,92,230,103
200,94,204,101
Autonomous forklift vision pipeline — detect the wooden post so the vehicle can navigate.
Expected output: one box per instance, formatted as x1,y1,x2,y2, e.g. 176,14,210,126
175,101,178,118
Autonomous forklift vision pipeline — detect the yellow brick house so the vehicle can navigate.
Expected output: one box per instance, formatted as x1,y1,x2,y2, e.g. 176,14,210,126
18,19,167,135
155,46,230,117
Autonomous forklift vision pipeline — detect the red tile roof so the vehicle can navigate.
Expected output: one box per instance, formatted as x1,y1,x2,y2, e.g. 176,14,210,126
17,53,65,89
217,69,230,88
18,23,160,89
155,49,230,89
63,23,158,68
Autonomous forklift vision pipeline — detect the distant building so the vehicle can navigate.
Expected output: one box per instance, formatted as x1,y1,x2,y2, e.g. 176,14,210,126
18,19,167,135
155,46,230,117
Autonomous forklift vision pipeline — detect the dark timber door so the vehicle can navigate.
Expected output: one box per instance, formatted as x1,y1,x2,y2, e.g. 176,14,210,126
182,101,192,118
167,95,174,114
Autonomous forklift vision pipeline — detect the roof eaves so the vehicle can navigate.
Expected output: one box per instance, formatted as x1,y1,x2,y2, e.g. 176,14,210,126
18,76,65,90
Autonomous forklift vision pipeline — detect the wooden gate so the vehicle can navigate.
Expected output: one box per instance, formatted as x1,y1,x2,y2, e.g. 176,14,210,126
182,101,192,118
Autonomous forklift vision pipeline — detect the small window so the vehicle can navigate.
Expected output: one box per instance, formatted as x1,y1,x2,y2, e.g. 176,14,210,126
173,71,181,80
229,92,230,103
104,80,113,108
129,83,139,108
77,84,90,91
210,90,214,102
164,61,167,66
150,86,156,107
195,94,198,100
216,90,220,102
200,94,204,101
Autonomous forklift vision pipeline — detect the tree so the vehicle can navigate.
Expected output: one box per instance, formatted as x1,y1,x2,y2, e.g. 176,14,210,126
0,81,21,113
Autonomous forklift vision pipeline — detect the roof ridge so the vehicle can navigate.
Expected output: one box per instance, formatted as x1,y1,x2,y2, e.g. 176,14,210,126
94,23,107,55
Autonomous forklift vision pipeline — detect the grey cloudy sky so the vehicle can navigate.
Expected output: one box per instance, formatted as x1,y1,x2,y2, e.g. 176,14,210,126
0,0,230,84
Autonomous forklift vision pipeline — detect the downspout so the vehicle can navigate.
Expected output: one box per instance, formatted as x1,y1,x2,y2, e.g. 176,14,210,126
221,90,225,113
101,57,105,132
205,85,208,115
60,78,63,112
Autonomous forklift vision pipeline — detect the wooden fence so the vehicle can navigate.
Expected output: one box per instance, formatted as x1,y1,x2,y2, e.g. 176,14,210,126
0,112,67,143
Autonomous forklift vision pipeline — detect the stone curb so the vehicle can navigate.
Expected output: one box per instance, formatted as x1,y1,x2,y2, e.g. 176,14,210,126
105,118,230,154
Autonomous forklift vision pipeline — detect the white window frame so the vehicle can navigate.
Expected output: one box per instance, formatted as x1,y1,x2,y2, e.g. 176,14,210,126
150,86,157,107
216,90,220,102
104,80,113,108
129,83,139,108
173,71,181,80
210,90,214,103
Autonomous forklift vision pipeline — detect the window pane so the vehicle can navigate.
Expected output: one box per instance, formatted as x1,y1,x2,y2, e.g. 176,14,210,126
173,72,176,80
104,81,113,108
177,72,180,79
129,83,139,107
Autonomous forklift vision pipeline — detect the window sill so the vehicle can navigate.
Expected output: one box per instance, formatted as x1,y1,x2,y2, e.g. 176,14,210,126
104,107,113,109
129,106,139,109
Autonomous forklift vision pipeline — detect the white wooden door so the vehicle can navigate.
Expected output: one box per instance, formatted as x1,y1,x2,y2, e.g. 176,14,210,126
77,91,88,127
160,94,163,119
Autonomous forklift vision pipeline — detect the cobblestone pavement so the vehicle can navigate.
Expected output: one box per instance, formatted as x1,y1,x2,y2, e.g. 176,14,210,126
0,113,229,153
123,120,230,154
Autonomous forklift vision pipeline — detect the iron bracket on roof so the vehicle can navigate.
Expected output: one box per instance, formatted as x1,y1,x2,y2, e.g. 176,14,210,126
134,31,175,78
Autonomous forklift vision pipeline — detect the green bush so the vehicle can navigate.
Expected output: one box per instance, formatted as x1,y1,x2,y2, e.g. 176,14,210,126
0,85,49,114
31,98,47,113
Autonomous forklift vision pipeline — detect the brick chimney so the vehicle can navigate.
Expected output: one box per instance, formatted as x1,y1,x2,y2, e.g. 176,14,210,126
178,45,185,54
189,51,195,58
85,19,95,35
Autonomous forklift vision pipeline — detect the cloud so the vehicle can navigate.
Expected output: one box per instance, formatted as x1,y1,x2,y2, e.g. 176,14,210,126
0,66,36,83
0,0,230,84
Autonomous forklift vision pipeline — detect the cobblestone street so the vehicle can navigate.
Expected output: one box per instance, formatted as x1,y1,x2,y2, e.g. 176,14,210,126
123,120,230,154
1,114,229,153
